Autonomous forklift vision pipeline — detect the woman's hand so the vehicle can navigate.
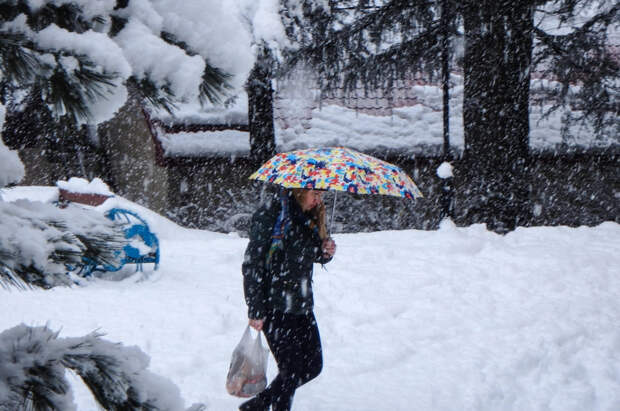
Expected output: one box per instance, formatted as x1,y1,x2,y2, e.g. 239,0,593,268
322,238,336,258
249,318,264,331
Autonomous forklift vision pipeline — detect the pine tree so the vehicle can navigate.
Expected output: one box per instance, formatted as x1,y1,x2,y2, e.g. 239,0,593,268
247,44,277,165
277,0,618,233
460,0,533,232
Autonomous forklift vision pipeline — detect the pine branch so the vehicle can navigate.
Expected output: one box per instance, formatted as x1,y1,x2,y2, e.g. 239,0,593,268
0,202,127,289
0,261,30,290
1,325,192,411
0,29,120,122
280,0,456,93
199,62,233,105
2,0,233,123
340,24,444,92
132,76,178,114
74,231,126,269
532,3,619,137
137,62,232,111
0,31,41,84
161,31,232,105
26,2,93,33
283,0,439,52
0,325,72,411
45,216,126,275
37,53,119,122
61,334,170,410
62,350,134,409
0,257,64,290
0,0,28,23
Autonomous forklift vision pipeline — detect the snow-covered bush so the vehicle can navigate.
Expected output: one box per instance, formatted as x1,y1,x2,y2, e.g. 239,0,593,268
0,323,201,410
0,200,126,289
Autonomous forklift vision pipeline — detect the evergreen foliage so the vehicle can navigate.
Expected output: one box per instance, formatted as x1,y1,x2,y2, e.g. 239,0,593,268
277,0,618,232
0,1,118,123
0,324,202,410
533,2,619,139
278,0,617,135
247,45,277,165
279,0,454,93
0,200,126,289
0,0,231,123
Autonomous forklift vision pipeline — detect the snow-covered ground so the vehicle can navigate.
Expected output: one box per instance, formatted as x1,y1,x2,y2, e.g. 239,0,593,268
1,187,619,411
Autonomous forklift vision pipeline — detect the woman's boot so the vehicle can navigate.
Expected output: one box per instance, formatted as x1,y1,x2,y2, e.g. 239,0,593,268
239,395,268,411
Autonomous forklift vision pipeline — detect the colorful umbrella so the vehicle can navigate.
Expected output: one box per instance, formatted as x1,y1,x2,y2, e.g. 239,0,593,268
249,147,423,199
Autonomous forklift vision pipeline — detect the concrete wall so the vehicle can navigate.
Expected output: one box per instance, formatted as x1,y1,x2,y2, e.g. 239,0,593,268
17,137,105,187
97,95,169,216
18,147,68,186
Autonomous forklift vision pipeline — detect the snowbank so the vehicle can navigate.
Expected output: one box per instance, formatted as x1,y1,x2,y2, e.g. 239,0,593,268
1,188,618,410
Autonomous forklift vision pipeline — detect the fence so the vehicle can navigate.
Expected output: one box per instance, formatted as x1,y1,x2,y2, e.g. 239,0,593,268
161,150,619,235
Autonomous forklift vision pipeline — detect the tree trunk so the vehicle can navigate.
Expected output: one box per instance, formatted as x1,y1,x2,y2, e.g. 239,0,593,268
460,0,533,233
246,46,276,165
440,0,454,220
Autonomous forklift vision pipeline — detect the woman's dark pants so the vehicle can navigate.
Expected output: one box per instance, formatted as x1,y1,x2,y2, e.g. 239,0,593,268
240,310,322,411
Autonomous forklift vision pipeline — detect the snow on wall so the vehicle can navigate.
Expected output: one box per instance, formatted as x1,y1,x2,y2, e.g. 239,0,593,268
158,129,250,157
56,177,113,195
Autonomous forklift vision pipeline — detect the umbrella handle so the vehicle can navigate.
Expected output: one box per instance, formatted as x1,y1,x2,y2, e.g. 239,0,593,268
329,191,337,237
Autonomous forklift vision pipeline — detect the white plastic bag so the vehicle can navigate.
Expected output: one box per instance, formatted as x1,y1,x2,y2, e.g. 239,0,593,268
226,325,269,397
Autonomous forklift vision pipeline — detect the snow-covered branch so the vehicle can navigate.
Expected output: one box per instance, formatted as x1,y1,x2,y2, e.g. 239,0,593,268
0,324,201,410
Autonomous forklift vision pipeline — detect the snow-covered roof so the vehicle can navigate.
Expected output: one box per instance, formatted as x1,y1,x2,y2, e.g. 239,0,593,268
157,128,250,157
150,93,249,127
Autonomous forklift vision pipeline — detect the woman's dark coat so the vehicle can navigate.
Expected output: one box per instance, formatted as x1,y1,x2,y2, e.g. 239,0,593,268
242,193,332,319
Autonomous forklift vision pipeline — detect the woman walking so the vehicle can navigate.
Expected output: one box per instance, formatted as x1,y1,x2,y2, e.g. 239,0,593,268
240,188,336,411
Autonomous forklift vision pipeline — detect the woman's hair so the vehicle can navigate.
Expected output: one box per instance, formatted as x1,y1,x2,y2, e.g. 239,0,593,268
291,188,328,240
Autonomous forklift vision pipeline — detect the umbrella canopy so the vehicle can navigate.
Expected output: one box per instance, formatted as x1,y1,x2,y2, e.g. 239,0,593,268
249,147,423,199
